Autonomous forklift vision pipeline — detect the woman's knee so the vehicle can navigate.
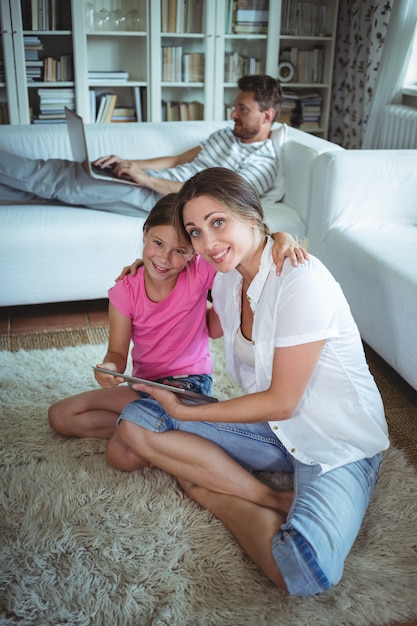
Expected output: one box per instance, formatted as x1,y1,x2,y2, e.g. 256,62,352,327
106,421,151,471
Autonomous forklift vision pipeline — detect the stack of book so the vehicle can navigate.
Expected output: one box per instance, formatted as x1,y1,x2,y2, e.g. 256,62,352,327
43,55,73,82
88,71,129,84
281,0,327,37
23,0,72,30
161,0,203,33
280,91,299,124
24,35,44,83
224,52,265,83
297,46,325,84
182,53,204,82
299,92,322,130
161,100,203,121
33,87,75,123
228,0,269,35
89,86,145,123
162,47,183,82
111,107,136,123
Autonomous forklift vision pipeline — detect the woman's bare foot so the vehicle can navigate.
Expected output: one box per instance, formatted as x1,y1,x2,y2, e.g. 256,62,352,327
177,477,288,589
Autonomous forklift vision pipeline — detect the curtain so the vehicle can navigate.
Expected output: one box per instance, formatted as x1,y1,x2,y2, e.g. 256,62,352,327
362,0,417,148
329,0,394,148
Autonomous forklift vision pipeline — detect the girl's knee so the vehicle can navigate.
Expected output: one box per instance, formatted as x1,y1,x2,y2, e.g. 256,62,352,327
48,401,65,434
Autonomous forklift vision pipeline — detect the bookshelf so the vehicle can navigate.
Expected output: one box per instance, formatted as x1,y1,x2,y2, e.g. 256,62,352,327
0,0,339,136
277,0,339,135
0,0,77,124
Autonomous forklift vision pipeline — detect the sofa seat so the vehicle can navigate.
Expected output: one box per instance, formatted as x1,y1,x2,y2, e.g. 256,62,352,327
322,223,417,390
311,149,417,391
1,204,145,305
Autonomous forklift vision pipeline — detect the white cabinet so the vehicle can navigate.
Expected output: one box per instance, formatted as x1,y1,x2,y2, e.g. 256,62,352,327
74,0,149,123
0,0,18,123
150,0,281,122
0,0,338,137
0,0,78,125
277,0,339,137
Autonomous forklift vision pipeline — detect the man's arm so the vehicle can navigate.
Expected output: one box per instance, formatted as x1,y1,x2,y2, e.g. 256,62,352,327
93,146,201,175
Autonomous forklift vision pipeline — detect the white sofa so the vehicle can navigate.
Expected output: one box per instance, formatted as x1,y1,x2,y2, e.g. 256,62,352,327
1,121,417,392
310,149,417,392
0,120,340,307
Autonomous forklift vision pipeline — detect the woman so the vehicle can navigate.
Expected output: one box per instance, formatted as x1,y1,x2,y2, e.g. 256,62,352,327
111,167,389,596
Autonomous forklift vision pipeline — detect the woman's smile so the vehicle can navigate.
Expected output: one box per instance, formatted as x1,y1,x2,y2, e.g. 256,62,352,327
209,247,230,265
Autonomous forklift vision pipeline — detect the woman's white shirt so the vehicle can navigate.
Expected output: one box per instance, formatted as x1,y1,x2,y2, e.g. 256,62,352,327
212,237,389,474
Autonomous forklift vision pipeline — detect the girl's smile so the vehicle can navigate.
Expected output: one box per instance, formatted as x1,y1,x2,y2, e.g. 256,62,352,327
142,224,192,290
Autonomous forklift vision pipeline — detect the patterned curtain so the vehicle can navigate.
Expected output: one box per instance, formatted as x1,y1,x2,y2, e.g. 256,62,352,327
329,0,394,148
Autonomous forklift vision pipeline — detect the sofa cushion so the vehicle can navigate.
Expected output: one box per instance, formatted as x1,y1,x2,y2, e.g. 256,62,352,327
320,222,417,391
0,204,145,305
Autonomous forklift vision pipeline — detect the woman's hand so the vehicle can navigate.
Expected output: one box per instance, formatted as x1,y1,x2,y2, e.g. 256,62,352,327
271,232,309,275
115,259,144,282
132,382,183,418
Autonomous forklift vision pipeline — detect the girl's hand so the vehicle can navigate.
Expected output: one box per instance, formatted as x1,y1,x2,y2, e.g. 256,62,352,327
271,232,309,275
94,363,125,388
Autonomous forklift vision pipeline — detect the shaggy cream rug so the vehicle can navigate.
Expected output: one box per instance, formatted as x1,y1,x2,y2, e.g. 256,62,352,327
1,340,417,626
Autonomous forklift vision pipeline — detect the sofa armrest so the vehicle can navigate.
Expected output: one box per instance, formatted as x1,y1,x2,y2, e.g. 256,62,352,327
308,149,417,253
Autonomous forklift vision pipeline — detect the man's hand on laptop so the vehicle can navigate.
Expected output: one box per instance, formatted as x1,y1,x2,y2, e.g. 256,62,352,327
93,155,149,184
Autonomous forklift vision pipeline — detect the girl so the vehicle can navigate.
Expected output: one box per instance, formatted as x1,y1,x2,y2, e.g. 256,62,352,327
109,168,390,597
48,194,214,440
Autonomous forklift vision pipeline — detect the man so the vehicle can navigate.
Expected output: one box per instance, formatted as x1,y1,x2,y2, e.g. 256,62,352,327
0,75,283,217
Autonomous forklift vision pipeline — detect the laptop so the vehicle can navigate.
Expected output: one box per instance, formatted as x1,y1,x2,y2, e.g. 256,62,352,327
65,107,136,185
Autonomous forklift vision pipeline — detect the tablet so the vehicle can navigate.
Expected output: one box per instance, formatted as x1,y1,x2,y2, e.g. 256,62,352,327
93,366,218,406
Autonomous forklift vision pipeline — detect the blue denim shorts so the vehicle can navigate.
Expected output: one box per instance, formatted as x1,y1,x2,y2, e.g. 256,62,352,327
118,395,382,597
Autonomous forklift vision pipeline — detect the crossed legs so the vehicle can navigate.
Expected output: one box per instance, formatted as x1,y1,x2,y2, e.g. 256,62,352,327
107,419,293,590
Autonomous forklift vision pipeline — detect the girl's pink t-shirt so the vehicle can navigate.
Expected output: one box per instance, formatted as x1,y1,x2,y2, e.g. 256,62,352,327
108,255,216,381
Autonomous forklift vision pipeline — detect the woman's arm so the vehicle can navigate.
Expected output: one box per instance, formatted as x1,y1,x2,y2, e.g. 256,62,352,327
134,339,325,422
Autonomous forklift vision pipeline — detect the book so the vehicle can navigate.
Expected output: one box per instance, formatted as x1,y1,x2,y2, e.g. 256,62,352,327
102,94,117,123
133,86,142,122
95,93,117,123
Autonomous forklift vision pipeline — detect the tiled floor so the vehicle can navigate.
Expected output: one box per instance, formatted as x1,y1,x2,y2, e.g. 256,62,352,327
0,299,109,335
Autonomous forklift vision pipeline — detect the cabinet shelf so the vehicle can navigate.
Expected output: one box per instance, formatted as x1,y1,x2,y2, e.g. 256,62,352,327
0,0,338,135
27,81,74,88
86,31,147,37
225,34,268,40
23,30,72,35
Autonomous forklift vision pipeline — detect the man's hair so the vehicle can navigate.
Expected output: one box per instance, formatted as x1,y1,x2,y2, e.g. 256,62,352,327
237,74,283,121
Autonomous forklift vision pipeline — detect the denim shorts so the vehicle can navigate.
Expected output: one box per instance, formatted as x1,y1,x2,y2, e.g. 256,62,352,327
118,395,382,597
